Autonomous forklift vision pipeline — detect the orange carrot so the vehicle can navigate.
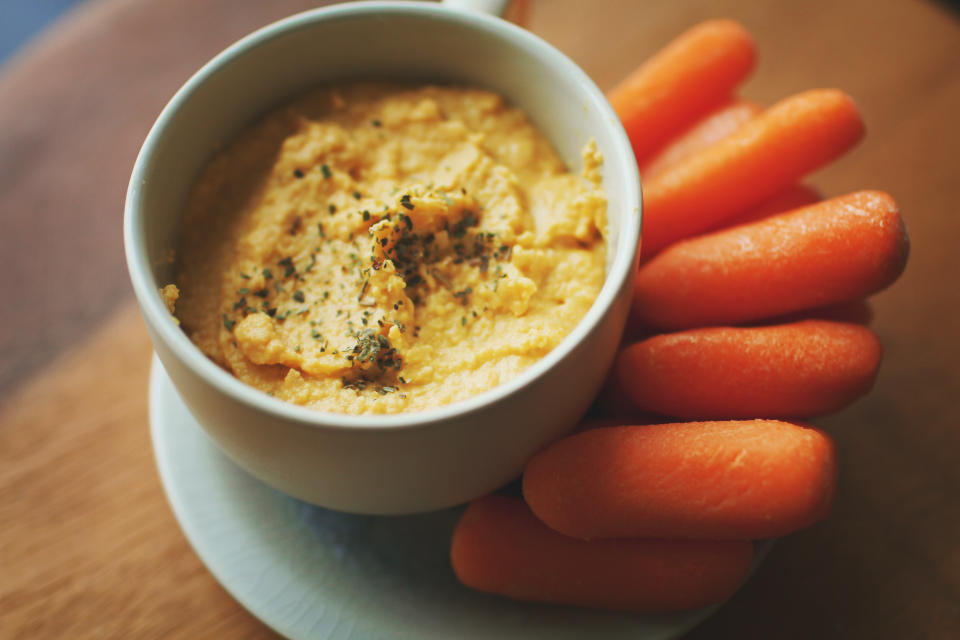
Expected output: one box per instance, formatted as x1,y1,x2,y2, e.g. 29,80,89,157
641,89,864,256
631,190,909,330
523,421,836,540
608,20,756,166
451,495,754,612
605,320,882,420
641,99,762,179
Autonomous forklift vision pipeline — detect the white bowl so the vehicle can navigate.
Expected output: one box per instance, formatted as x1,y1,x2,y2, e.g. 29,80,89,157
124,1,641,514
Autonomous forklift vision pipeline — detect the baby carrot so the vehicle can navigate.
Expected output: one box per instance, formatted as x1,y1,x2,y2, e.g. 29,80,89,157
523,420,836,540
641,89,864,255
641,99,762,179
606,320,882,419
608,20,756,166
451,495,754,613
631,190,909,330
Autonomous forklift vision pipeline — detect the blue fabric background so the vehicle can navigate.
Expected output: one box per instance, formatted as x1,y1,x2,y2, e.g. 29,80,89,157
0,0,88,64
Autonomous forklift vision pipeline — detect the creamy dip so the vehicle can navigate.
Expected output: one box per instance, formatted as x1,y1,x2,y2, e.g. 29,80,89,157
166,83,606,414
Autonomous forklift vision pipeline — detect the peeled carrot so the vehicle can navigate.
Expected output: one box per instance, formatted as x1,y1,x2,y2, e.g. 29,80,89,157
451,495,754,612
641,89,864,255
608,20,756,166
631,190,909,330
605,320,882,420
523,420,836,540
641,99,762,179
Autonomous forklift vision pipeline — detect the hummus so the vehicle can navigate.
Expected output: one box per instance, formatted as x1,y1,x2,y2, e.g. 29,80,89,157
167,83,607,414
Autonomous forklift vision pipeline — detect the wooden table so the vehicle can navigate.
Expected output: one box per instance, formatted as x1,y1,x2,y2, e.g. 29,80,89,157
2,0,958,637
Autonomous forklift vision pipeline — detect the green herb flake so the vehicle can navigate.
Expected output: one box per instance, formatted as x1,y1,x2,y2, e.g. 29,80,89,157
278,256,296,278
222,314,235,331
321,164,332,179
293,290,306,303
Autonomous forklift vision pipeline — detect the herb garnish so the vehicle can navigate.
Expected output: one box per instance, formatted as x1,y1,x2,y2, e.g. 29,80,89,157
278,257,296,278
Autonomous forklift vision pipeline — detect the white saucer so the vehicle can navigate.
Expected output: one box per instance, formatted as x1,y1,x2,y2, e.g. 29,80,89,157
150,355,764,639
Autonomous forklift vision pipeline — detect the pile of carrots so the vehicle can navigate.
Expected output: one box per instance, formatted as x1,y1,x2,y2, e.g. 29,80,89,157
450,20,909,613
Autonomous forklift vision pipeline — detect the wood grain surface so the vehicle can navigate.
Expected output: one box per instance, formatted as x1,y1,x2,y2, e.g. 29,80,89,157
1,0,959,638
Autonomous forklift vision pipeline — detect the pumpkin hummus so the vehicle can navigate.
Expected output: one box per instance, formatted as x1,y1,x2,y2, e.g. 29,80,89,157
166,84,607,414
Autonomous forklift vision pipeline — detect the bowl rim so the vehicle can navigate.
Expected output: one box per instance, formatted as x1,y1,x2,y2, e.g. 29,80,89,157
123,0,641,432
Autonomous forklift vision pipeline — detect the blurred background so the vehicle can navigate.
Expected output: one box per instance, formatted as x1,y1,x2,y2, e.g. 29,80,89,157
1,0,957,65
1,0,86,62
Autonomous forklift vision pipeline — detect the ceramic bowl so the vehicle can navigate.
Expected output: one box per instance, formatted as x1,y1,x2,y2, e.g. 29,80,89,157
124,1,640,514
